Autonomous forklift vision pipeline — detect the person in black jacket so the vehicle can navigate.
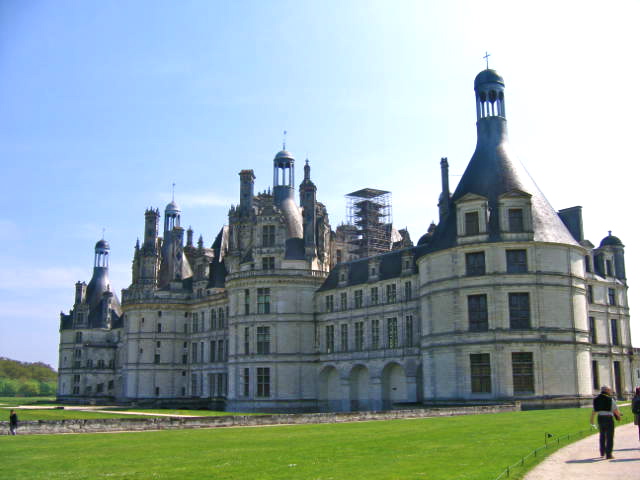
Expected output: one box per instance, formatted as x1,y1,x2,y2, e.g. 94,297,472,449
632,386,640,441
9,409,18,435
590,386,620,459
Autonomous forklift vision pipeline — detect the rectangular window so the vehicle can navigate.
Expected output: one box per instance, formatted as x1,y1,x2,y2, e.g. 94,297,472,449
371,319,380,348
210,340,216,362
606,259,613,277
387,317,398,348
262,225,276,247
325,295,334,312
191,373,197,396
242,368,250,397
611,318,620,346
326,325,335,354
509,293,530,329
470,353,491,393
512,352,534,394
608,288,616,306
355,322,364,351
405,315,414,346
468,294,488,332
354,290,363,308
589,316,597,344
340,292,347,311
191,343,197,363
466,252,486,276
244,327,250,354
256,367,270,397
508,208,524,233
262,256,275,270
465,211,480,235
192,314,198,333
75,332,82,343
340,324,348,352
218,339,225,361
257,288,271,314
506,249,527,274
257,326,271,354
585,255,592,273
210,309,216,330
404,281,412,300
370,287,379,306
386,284,397,304
592,360,599,390
244,289,250,315
157,323,162,333
154,353,160,364
587,285,594,303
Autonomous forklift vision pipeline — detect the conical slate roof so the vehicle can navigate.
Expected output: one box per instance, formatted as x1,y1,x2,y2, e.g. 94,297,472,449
424,73,578,253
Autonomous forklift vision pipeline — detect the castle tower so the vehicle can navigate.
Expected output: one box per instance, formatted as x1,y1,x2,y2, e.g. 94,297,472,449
273,149,295,208
299,159,317,259
239,169,256,215
418,67,593,405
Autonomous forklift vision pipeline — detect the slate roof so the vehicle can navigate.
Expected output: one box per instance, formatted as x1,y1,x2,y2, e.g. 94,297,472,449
422,116,578,254
318,246,417,291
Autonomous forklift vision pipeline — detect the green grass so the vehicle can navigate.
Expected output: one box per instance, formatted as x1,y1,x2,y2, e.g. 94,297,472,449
0,396,57,407
1,405,632,480
0,408,151,420
103,408,262,416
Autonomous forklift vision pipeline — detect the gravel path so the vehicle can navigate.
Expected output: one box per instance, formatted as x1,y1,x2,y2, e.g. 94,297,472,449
524,422,640,480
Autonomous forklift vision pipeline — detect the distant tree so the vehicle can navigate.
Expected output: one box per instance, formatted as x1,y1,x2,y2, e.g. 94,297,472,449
38,381,56,396
18,379,40,397
0,377,19,395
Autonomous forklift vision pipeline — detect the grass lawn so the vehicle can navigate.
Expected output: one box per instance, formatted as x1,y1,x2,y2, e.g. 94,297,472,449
0,408,151,421
103,408,262,416
1,405,632,480
0,396,57,407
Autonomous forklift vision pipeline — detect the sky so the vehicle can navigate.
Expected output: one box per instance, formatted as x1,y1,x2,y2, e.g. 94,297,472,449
1,0,638,369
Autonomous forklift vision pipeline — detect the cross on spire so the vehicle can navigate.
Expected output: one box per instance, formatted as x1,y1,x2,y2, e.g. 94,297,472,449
283,130,287,150
171,182,176,201
483,51,491,70
101,227,105,239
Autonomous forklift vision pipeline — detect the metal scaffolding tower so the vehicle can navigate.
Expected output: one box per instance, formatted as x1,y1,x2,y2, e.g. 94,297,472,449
345,188,393,258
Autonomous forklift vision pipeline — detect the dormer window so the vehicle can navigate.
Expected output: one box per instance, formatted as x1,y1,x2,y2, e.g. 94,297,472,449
455,193,489,242
508,208,524,232
498,191,532,240
465,212,480,235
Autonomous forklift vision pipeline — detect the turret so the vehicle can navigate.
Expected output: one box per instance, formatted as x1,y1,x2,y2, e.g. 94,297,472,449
299,159,317,258
74,281,87,305
438,157,450,221
273,149,295,208
239,169,256,215
599,232,626,280
143,208,159,249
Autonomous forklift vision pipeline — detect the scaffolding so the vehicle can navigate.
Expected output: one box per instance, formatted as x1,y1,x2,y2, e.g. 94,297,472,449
345,188,393,258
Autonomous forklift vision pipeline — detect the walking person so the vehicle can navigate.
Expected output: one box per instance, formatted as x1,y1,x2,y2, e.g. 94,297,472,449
632,386,640,441
590,385,621,459
9,409,18,435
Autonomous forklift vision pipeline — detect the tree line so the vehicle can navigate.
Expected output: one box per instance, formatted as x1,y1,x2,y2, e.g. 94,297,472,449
0,357,57,396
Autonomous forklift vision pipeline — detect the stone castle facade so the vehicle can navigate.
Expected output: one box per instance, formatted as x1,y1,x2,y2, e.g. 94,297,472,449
58,68,637,411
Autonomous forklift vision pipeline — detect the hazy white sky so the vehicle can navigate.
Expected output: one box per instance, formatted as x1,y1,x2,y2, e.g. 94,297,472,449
1,0,638,368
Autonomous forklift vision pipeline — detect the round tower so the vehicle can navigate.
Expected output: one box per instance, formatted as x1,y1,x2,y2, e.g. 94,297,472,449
273,149,295,207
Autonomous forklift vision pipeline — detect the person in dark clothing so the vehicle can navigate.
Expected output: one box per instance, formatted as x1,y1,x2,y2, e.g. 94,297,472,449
9,409,18,435
590,385,620,459
632,386,640,441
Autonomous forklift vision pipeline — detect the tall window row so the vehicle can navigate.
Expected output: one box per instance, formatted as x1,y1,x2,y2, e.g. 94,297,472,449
324,281,414,312
324,315,416,353
467,292,531,330
469,352,535,394
465,249,527,276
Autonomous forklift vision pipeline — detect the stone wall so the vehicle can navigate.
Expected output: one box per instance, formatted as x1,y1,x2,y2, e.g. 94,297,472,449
0,403,518,435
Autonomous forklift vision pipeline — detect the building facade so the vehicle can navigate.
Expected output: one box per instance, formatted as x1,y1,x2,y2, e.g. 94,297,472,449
58,68,637,411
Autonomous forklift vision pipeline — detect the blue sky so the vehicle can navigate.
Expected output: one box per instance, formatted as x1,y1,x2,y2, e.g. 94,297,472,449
1,0,638,369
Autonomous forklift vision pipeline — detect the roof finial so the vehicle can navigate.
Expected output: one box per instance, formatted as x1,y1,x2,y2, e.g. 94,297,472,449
171,182,176,202
483,51,491,70
608,230,612,236
283,130,287,150
101,227,105,240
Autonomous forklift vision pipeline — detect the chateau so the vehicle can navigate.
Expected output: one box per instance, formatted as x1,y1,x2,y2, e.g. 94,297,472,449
58,68,637,411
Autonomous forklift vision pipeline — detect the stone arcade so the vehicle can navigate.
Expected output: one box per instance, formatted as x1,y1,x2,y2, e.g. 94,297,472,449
58,68,636,411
